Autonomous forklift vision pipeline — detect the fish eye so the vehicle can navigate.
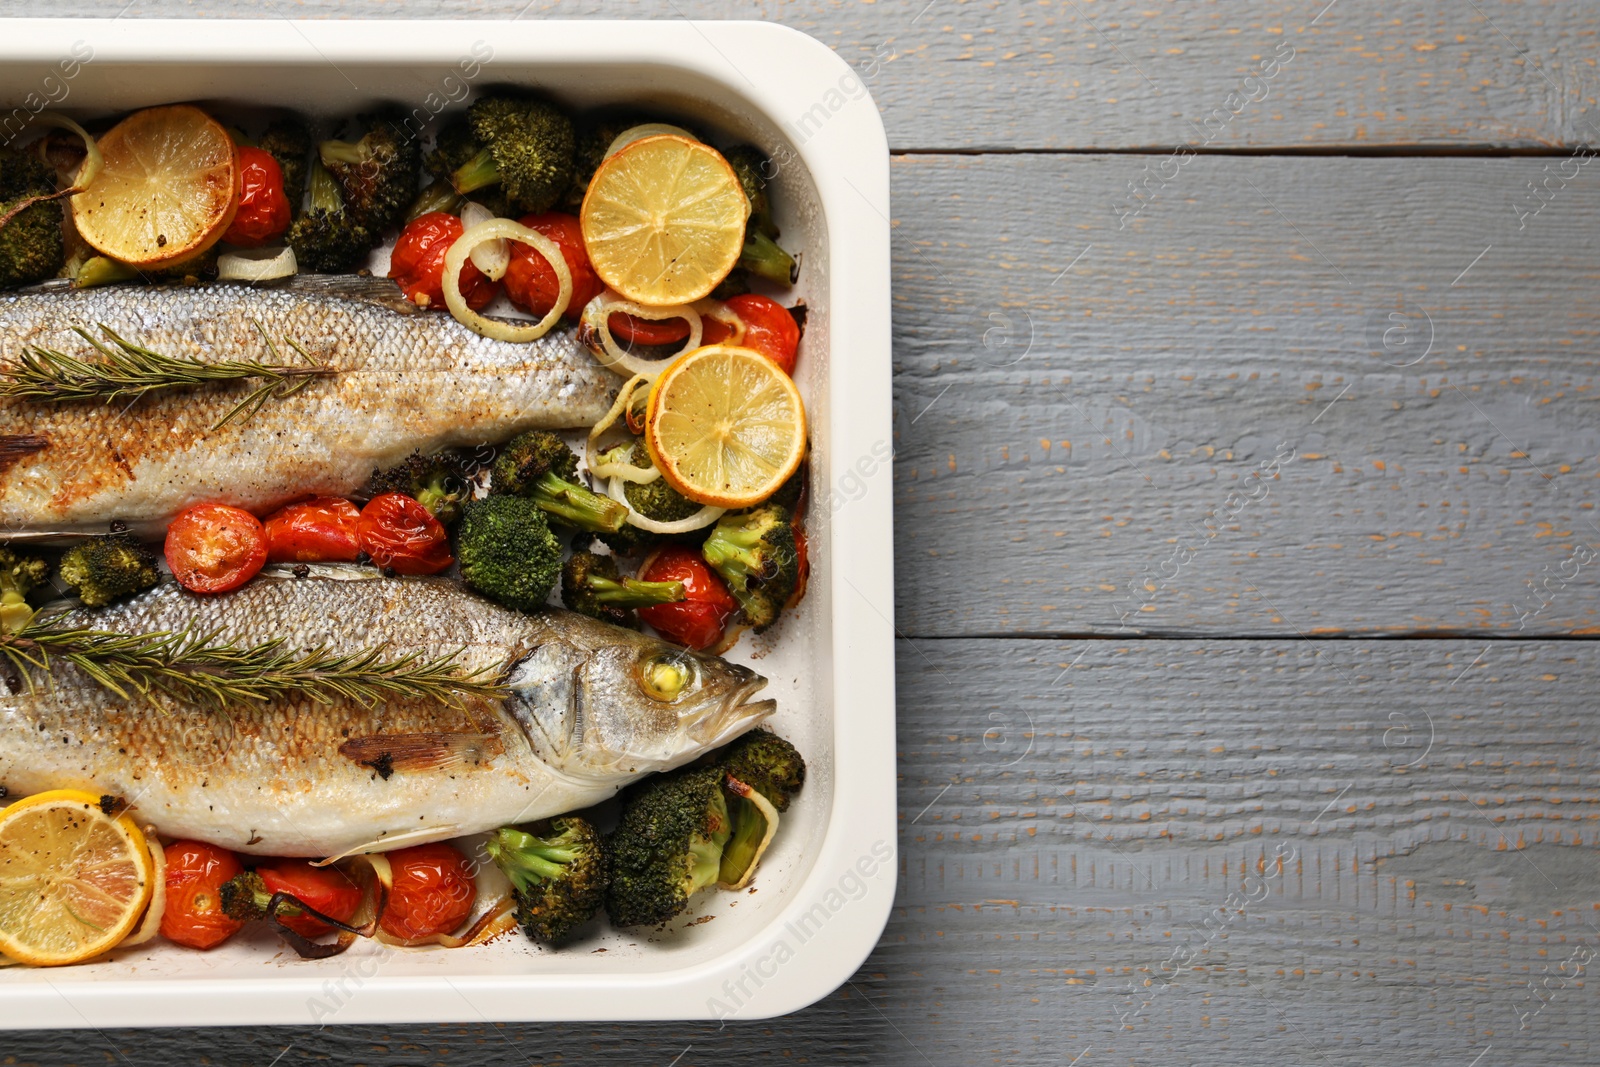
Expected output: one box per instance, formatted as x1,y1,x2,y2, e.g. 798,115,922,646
637,651,696,702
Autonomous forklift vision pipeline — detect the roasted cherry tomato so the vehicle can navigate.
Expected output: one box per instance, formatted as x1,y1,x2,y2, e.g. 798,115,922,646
160,841,246,950
256,860,364,940
638,545,740,651
358,493,453,575
379,842,476,941
165,503,268,594
723,294,801,376
503,212,605,319
223,146,292,248
390,211,498,312
608,311,690,347
263,497,361,563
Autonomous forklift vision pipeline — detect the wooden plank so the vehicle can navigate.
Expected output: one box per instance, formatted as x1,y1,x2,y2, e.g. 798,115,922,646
15,0,1599,149
889,151,1600,636
8,637,1598,1064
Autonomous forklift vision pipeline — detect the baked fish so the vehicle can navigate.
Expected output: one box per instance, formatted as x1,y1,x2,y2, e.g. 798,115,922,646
0,278,621,540
0,565,774,857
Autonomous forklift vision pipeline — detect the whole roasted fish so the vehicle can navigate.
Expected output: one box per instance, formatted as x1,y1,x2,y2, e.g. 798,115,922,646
0,566,774,857
0,278,621,540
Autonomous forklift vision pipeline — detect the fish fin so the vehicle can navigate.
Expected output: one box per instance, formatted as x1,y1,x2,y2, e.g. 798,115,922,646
274,274,421,315
339,732,503,776
0,434,48,469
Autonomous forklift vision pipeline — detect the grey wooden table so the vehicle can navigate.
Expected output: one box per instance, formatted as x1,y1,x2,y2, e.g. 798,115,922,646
7,2,1600,1064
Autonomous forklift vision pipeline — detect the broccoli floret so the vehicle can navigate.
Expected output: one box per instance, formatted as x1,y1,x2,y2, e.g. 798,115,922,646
605,765,733,928
449,95,575,215
367,450,472,527
623,443,701,524
285,158,376,274
426,116,480,184
455,495,563,612
700,505,801,633
0,546,50,634
259,117,312,211
491,430,628,534
718,144,795,285
739,229,797,287
57,535,160,608
717,729,807,812
0,146,65,289
485,818,607,946
715,730,807,887
559,113,651,212
724,145,777,239
561,550,684,627
319,112,422,234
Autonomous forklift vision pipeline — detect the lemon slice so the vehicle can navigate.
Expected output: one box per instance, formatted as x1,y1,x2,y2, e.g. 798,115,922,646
72,105,239,270
0,789,153,967
581,135,750,306
646,344,807,509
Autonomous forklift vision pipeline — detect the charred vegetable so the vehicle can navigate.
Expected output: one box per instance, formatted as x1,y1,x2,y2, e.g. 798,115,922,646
286,158,377,274
485,817,607,946
446,95,576,215
57,534,161,607
700,504,802,633
491,429,628,534
455,494,564,612
0,546,49,633
0,146,65,289
319,112,423,233
560,550,684,628
366,450,473,527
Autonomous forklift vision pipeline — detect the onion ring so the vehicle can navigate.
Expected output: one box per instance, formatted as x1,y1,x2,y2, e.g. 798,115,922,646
577,292,703,378
444,219,570,342
218,246,298,282
120,830,168,948
586,374,663,484
606,475,726,534
460,201,508,281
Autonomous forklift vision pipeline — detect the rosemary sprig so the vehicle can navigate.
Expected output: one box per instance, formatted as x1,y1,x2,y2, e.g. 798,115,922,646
0,623,508,711
0,322,335,430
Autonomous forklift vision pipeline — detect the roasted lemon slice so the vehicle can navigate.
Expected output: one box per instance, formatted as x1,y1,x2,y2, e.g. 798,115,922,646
581,134,750,306
72,104,239,271
646,344,807,509
0,789,153,967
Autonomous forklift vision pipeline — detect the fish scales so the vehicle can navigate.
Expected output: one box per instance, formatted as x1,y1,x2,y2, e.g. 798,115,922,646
0,567,773,856
0,279,621,538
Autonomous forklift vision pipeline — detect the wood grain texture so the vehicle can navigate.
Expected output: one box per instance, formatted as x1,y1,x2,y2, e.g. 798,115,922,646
7,639,1599,1065
4,0,1598,150
890,151,1600,637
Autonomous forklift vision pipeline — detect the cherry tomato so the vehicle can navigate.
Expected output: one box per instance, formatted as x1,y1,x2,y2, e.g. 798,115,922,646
724,294,801,376
638,545,740,651
256,860,364,939
503,212,605,319
160,841,246,950
165,504,268,594
223,146,292,248
379,843,476,941
390,212,498,312
608,311,690,347
358,493,453,575
263,497,361,563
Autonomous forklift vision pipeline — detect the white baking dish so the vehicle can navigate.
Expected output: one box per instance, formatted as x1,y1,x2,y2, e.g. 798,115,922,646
0,18,894,1028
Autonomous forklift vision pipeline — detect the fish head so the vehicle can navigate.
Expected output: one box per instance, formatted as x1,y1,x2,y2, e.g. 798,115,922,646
506,610,775,778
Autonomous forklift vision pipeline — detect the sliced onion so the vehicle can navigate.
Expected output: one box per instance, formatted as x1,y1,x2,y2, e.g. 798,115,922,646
586,374,662,484
444,219,570,342
606,123,699,158
0,113,103,232
218,246,298,282
702,299,747,347
578,292,702,378
460,201,508,282
120,830,168,948
716,778,780,891
607,475,726,534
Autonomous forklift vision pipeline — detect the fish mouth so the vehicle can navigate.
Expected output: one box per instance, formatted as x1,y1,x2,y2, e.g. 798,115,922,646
705,676,777,744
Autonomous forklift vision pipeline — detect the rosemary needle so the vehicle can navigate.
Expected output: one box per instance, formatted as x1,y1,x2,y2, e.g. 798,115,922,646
0,624,508,711
0,322,335,430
